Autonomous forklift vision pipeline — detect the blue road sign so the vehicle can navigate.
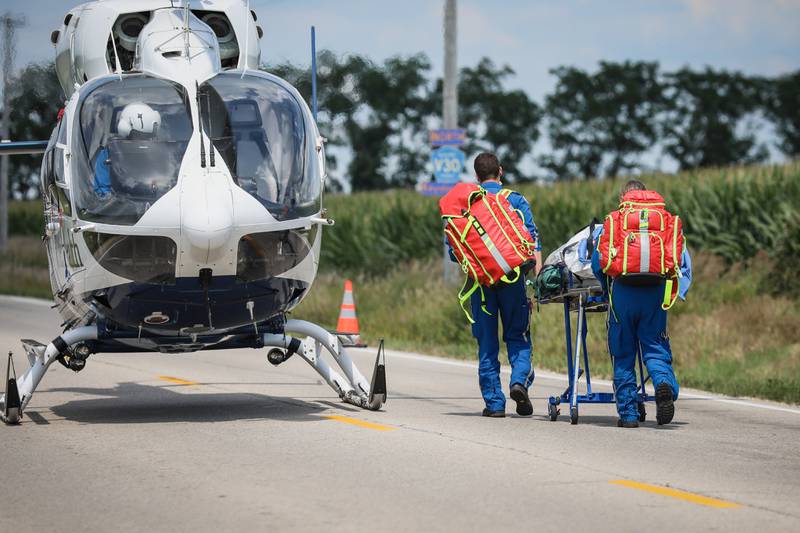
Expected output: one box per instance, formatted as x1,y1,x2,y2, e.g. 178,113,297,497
430,128,466,146
431,146,465,184
420,182,456,197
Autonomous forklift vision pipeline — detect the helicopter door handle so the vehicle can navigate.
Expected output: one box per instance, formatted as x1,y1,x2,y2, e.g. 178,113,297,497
72,223,97,233
310,217,334,226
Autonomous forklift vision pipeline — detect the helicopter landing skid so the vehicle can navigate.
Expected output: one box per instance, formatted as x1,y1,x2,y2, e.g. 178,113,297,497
1,326,98,425
263,319,386,411
0,319,388,425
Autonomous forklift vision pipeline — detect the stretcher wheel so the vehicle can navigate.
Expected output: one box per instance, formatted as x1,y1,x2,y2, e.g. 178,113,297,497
638,402,647,422
548,403,559,421
570,406,578,425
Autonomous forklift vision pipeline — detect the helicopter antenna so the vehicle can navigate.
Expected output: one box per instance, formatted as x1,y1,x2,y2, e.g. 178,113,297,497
109,31,123,80
241,0,250,79
183,0,191,59
311,26,318,122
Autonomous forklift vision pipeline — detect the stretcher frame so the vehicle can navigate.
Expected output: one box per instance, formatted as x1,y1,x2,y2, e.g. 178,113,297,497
538,270,655,425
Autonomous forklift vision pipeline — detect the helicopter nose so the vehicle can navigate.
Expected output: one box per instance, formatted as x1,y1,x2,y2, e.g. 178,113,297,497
181,177,234,261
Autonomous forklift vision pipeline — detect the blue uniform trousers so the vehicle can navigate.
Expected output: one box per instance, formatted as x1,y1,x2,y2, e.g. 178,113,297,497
608,281,680,421
471,277,534,411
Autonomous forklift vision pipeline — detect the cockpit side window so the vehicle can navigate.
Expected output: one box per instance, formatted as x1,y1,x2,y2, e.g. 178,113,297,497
41,118,73,217
199,72,321,220
72,75,192,225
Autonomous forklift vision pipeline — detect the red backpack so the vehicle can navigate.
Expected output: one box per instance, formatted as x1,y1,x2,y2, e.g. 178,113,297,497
440,183,536,322
597,189,684,309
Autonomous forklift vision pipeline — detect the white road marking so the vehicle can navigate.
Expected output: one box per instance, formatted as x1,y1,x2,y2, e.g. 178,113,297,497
4,296,798,416
0,295,54,307
378,349,800,416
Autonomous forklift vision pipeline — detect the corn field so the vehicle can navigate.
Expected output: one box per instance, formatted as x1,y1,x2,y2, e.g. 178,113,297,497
321,163,800,277
8,162,800,281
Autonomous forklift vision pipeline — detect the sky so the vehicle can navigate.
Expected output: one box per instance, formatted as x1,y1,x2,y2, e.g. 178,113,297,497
8,0,800,102
4,0,800,181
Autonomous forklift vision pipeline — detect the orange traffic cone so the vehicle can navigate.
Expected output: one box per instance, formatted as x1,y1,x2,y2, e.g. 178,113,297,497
336,280,365,347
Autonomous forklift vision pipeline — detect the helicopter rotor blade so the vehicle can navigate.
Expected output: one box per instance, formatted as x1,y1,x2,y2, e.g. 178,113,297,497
0,140,48,156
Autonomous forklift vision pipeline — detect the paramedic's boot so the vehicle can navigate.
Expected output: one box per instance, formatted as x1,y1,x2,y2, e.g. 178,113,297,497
482,408,506,418
655,382,675,425
617,419,639,428
510,383,533,417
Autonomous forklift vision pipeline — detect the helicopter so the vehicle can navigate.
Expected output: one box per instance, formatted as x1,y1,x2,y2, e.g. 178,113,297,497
0,0,386,425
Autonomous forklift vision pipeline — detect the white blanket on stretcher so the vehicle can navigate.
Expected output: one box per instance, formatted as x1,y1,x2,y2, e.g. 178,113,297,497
544,223,602,286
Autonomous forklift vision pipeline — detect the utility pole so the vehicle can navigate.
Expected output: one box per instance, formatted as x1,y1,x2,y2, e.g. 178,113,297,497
0,13,25,252
443,0,457,130
442,0,459,284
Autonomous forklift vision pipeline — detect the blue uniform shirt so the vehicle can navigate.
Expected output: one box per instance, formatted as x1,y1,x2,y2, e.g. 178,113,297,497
93,146,112,197
446,181,541,261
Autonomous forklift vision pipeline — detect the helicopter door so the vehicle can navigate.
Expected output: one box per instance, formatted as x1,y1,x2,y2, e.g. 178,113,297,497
41,118,75,289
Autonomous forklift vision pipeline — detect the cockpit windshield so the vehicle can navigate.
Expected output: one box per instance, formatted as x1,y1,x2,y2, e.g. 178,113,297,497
73,75,192,225
199,72,321,220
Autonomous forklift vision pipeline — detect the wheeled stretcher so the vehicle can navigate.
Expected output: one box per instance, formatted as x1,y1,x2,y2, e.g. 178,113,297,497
535,224,655,424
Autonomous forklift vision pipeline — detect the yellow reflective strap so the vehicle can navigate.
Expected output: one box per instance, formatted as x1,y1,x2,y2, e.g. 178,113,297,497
460,216,474,241
480,196,523,261
601,215,615,273
449,219,494,284
458,277,480,324
479,286,490,315
620,200,666,209
622,237,629,275
672,216,680,272
500,266,521,284
662,278,679,310
445,226,468,262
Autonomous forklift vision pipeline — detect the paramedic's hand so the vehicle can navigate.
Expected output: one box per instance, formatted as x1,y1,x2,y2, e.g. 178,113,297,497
533,251,543,276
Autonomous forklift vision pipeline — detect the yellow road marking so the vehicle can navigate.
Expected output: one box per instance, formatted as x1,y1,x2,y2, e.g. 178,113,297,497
324,415,396,431
158,376,198,386
609,480,742,509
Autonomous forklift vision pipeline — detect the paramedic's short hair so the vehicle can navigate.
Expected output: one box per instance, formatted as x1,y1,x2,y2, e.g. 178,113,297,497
474,152,501,182
621,179,646,196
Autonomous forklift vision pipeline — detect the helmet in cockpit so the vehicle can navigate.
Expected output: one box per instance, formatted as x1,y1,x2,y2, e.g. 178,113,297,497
92,103,163,198
117,103,162,140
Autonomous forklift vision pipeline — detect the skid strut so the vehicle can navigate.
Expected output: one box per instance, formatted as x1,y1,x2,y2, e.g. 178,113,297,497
1,352,21,425
263,319,387,410
1,320,386,424
1,326,98,425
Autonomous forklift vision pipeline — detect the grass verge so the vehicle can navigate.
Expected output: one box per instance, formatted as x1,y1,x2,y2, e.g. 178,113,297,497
294,252,800,405
2,238,797,404
0,236,52,299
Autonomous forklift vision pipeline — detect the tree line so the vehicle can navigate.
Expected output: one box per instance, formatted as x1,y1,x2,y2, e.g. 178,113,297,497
3,55,798,196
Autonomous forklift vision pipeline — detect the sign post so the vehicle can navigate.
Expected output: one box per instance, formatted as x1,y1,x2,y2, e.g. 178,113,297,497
420,128,467,284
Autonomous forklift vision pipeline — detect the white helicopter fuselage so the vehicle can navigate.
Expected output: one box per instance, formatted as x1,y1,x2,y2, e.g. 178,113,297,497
41,0,328,353
0,0,388,423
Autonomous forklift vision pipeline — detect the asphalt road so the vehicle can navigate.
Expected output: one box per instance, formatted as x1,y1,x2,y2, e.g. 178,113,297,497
1,295,799,533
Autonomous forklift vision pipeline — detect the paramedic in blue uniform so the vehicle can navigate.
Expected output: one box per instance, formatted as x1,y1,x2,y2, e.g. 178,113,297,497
591,179,693,428
451,152,542,418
